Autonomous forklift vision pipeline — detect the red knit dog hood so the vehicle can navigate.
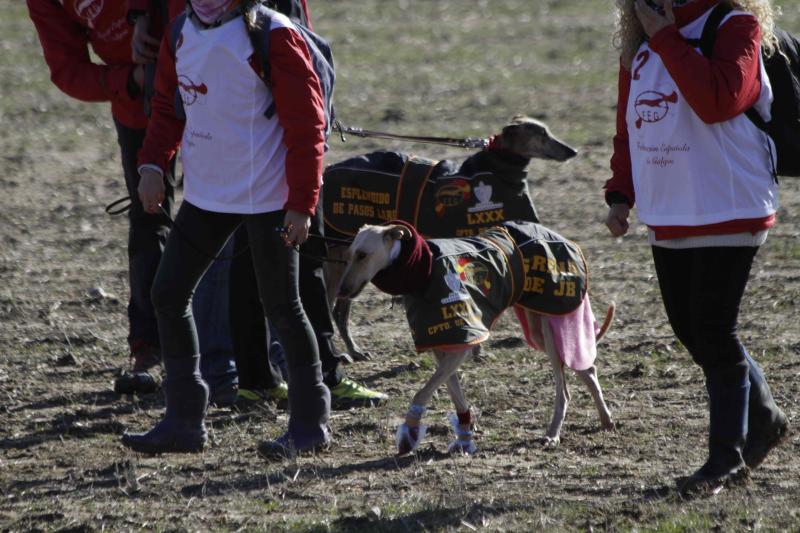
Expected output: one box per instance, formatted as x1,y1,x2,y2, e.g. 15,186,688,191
370,221,433,296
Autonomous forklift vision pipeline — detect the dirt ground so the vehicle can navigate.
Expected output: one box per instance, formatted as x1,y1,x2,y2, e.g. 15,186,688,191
2,1,800,531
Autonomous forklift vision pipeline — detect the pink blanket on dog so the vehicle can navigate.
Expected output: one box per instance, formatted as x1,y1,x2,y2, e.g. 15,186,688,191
513,297,597,371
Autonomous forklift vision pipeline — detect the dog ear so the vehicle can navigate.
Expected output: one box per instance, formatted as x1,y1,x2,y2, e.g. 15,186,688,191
384,225,411,242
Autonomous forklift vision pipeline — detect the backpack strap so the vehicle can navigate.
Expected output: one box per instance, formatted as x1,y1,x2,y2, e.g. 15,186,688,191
247,5,278,119
687,4,769,132
169,12,188,120
686,3,732,57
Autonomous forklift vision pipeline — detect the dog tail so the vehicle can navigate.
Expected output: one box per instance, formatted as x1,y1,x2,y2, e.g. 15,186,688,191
596,302,615,342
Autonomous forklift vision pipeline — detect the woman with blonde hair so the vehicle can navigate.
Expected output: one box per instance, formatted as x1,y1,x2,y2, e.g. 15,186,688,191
604,0,788,495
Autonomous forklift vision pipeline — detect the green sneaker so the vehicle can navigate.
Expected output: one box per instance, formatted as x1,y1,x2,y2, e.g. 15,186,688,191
233,384,288,411
329,378,388,410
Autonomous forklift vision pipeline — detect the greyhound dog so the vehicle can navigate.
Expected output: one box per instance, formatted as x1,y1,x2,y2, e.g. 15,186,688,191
323,116,578,362
336,220,615,454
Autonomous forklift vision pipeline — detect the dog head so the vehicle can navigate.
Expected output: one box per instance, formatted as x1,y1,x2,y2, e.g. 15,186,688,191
498,115,577,162
337,224,412,299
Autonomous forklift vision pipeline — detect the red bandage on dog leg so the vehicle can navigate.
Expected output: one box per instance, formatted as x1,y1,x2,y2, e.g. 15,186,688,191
457,410,471,426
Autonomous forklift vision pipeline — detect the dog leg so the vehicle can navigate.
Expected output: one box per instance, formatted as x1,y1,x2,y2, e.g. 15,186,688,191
324,245,348,308
541,317,569,447
327,244,371,362
397,349,470,455
332,299,371,361
323,245,360,364
575,365,614,431
445,373,477,455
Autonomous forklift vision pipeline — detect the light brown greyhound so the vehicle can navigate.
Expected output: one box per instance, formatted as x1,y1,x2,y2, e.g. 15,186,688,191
336,222,615,454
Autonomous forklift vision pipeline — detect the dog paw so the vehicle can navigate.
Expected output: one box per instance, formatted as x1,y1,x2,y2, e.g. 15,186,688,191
351,349,373,362
601,419,616,431
447,439,477,455
395,423,426,456
540,435,560,448
337,352,355,365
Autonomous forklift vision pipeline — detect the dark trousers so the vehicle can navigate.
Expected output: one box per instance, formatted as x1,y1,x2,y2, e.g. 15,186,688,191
229,225,286,390
114,119,173,349
651,246,757,375
652,245,762,446
229,204,344,388
151,202,319,371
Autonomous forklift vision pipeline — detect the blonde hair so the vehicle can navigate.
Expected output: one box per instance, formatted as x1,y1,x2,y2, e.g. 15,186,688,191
614,0,779,69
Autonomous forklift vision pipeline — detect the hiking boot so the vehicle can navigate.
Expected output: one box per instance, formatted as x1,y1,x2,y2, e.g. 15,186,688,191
232,384,289,411
743,413,789,469
208,381,238,408
121,355,209,454
679,460,748,498
681,368,750,498
329,378,388,410
114,342,162,395
257,430,330,460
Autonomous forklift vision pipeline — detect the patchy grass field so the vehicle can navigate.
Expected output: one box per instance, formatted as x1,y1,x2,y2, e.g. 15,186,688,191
2,1,800,531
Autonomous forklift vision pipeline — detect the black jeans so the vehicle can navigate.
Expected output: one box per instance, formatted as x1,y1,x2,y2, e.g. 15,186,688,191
151,202,319,370
651,245,757,376
114,119,174,349
229,225,286,390
229,204,344,388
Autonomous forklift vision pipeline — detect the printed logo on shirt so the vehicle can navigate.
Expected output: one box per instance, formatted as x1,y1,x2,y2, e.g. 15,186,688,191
633,90,679,129
178,75,208,107
75,0,104,28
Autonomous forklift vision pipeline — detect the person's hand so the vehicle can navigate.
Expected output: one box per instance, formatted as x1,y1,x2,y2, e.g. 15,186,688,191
606,203,631,237
634,0,675,38
138,167,165,214
282,210,311,247
131,15,160,64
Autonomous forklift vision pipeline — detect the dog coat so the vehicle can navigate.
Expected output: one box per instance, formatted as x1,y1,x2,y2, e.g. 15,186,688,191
403,221,588,352
322,149,539,240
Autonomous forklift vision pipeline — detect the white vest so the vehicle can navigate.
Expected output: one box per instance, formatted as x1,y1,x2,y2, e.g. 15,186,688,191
627,9,779,226
176,14,291,214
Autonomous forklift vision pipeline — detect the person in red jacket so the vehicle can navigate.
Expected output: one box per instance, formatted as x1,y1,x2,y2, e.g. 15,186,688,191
605,0,788,496
126,0,388,412
27,0,173,394
121,0,332,457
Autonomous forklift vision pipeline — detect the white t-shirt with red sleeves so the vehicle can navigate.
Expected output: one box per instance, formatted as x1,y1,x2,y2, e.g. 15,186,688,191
176,13,292,214
627,8,779,227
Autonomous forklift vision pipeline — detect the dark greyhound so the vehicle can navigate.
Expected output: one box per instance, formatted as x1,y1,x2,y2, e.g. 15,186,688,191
322,115,578,361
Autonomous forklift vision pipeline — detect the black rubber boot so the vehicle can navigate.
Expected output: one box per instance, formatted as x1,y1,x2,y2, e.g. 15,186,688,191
121,355,209,454
741,349,789,469
681,367,749,497
258,362,331,459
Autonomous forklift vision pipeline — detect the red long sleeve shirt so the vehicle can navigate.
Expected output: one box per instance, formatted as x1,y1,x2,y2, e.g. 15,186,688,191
138,16,326,216
27,0,147,130
605,0,774,239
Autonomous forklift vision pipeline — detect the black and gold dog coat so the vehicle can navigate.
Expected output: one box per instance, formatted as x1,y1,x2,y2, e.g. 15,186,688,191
403,221,587,352
323,150,539,241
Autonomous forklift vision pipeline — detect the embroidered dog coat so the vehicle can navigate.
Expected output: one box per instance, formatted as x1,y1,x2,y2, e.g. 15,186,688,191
404,221,587,352
322,150,539,240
